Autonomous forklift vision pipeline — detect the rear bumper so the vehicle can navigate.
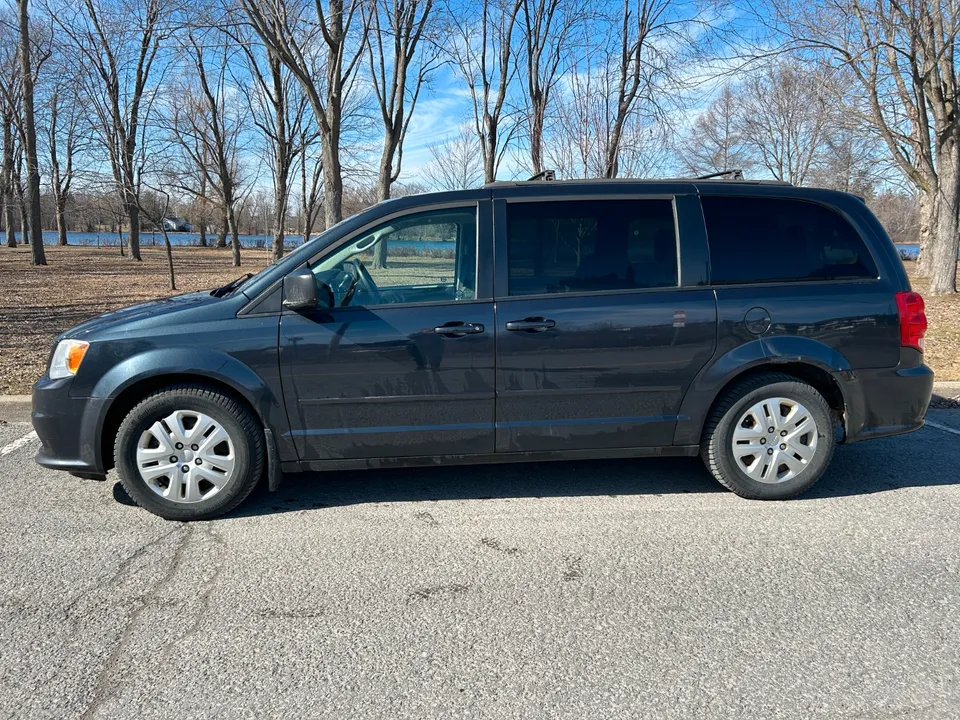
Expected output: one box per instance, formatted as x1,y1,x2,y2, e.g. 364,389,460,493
840,356,934,443
32,378,108,478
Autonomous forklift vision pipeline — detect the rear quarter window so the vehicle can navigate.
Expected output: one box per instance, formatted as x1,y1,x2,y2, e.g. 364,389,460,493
701,196,878,284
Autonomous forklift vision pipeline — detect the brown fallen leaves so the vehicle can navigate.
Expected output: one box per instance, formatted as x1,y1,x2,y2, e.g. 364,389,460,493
0,244,274,395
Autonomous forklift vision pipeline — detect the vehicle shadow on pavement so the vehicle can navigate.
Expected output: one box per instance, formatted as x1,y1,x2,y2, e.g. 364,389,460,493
227,456,721,517
224,430,956,516
109,427,958,517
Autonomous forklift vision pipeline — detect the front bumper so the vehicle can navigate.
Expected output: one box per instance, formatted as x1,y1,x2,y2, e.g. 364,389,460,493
840,355,934,443
32,378,108,479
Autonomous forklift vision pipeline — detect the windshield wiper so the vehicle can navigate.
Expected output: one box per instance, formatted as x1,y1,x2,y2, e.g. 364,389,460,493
212,273,253,298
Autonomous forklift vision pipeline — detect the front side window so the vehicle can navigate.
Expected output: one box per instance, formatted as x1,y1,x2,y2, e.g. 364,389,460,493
506,199,678,296
701,196,878,284
309,207,477,307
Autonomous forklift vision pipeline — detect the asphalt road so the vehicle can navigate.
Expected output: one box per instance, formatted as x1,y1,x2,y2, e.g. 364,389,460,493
1,403,959,720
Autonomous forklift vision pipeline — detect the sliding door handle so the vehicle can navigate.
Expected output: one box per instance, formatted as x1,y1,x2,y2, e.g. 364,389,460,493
505,317,556,332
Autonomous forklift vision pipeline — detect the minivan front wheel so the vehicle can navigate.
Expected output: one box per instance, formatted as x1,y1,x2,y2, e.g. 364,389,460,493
701,373,835,499
115,385,265,520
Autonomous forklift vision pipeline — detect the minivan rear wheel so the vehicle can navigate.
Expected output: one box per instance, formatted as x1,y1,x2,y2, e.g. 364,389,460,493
701,373,835,499
114,384,265,520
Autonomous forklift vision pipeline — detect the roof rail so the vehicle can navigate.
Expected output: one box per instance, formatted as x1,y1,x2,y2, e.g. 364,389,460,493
696,169,744,180
527,169,556,181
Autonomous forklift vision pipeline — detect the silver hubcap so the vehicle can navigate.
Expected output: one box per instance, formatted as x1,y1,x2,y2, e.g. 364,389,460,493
731,397,818,484
136,410,236,503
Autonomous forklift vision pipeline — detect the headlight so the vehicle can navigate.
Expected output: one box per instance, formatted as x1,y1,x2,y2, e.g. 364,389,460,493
49,339,90,380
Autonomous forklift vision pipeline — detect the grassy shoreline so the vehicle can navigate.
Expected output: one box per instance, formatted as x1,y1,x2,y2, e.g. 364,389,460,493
2,245,958,395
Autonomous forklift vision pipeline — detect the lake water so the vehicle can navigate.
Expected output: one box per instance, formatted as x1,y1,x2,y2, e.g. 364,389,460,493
6,231,455,254
2,232,938,260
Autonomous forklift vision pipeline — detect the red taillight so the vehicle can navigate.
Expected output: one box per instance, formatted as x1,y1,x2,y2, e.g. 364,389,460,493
895,291,927,351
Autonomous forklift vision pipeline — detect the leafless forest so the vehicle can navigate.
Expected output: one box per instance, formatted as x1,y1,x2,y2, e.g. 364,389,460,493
1,0,958,293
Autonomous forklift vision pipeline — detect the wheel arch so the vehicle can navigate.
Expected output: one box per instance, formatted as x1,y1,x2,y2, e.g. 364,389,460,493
674,338,852,446
93,350,280,472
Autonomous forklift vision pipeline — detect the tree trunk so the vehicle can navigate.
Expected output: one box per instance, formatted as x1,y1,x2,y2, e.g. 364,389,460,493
197,175,208,246
17,188,28,246
272,163,287,261
160,225,176,291
125,198,142,260
322,132,343,228
216,205,227,248
227,205,241,267
18,0,46,265
371,149,394,269
117,223,124,256
1,118,14,249
928,154,960,295
56,197,68,246
3,202,14,248
916,189,936,277
529,94,545,176
482,116,497,183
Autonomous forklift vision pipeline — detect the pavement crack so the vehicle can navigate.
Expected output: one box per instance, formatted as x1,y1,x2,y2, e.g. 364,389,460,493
62,526,183,621
79,524,192,720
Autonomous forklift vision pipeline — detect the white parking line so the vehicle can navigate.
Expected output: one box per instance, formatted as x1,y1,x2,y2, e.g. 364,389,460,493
926,420,960,437
0,430,38,456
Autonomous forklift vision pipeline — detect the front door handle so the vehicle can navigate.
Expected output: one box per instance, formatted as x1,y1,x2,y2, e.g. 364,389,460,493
434,322,485,336
505,317,556,332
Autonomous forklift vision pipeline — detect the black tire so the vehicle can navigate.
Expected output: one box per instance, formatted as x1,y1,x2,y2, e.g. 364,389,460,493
700,373,835,500
114,384,265,520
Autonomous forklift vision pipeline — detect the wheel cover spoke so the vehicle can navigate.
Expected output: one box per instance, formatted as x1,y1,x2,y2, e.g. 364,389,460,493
135,410,237,504
731,396,819,484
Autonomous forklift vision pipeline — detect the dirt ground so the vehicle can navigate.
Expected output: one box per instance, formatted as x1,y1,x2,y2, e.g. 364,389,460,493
1,246,959,395
0,245,275,395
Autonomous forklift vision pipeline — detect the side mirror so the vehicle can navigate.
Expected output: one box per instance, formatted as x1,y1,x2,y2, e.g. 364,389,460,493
283,269,322,310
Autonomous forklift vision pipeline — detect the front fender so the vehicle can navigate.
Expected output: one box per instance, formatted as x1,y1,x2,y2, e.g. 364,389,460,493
91,347,280,419
673,337,853,445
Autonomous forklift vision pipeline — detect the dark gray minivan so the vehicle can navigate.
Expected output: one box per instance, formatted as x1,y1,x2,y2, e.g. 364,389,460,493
32,178,934,520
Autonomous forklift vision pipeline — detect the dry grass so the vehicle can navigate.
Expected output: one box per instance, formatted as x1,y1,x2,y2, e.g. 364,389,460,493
1,245,275,395
904,262,960,383
2,246,958,396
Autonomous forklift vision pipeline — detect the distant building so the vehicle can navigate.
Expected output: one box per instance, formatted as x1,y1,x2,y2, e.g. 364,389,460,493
162,217,193,232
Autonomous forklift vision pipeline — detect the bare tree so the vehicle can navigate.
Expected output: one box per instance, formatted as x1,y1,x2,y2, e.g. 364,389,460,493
364,0,438,267
544,0,679,179
14,147,27,243
49,0,170,262
17,0,46,264
47,86,79,246
447,0,524,183
737,61,836,185
519,0,581,174
299,129,324,242
232,20,313,261
241,0,369,228
421,125,485,189
763,0,960,293
599,0,675,178
679,83,752,176
138,187,177,289
169,35,248,267
1,114,15,248
0,30,19,249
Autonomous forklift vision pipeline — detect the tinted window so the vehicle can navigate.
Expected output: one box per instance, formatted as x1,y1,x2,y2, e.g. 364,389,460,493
507,200,678,296
309,207,476,307
701,196,877,284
